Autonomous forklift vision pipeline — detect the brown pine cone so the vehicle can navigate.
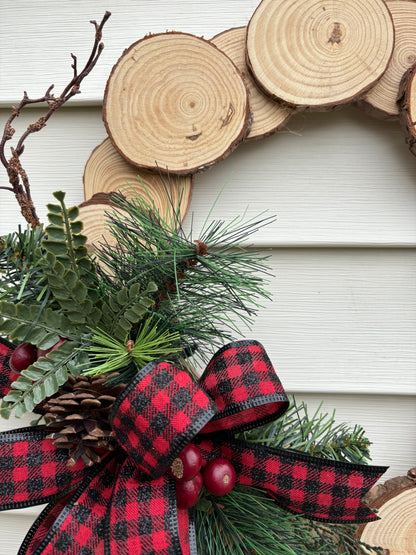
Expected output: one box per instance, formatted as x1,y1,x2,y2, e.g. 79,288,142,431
44,373,125,467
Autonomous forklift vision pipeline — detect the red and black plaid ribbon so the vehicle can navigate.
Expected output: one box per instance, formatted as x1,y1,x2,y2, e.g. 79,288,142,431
0,338,387,555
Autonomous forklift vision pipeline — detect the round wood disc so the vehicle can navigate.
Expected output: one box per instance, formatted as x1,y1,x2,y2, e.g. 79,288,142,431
103,32,250,174
83,138,193,223
359,0,416,119
358,487,416,553
211,27,294,140
78,197,121,249
398,62,416,155
246,0,394,110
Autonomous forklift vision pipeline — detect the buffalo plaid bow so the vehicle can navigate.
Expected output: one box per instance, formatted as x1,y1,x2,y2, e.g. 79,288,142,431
0,338,387,555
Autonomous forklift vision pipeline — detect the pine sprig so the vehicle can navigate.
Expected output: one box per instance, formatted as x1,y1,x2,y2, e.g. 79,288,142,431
240,399,372,464
81,315,182,377
196,487,383,555
0,225,49,305
92,187,274,362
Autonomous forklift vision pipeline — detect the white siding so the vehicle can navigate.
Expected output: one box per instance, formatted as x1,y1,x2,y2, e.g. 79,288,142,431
0,2,415,553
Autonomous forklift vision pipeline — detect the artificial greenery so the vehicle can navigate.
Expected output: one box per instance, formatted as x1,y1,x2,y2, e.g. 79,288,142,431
241,399,372,464
0,224,48,305
93,187,274,362
195,400,383,555
0,187,274,416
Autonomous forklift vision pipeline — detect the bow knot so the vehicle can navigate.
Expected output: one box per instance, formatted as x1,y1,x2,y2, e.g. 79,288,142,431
0,340,387,555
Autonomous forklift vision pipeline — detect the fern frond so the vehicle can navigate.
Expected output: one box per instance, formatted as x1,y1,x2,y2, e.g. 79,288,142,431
1,340,78,418
99,281,158,341
0,301,79,346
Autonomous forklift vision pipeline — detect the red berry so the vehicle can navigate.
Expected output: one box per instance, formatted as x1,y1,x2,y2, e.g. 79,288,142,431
37,336,67,358
168,443,203,481
176,472,203,509
203,458,236,496
10,343,37,372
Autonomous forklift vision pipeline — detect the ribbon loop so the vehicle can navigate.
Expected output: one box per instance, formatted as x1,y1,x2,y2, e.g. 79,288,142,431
110,360,217,480
199,340,289,434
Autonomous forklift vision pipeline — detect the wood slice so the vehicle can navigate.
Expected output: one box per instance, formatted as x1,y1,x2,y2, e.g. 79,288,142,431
357,468,416,554
83,138,193,224
246,0,394,110
398,62,416,155
358,0,416,120
210,27,294,140
78,194,122,249
103,32,250,175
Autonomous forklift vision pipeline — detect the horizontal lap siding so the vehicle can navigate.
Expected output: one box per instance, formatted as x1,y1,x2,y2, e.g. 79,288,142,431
1,2,415,550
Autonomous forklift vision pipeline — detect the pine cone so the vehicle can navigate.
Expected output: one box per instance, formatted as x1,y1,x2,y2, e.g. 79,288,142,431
44,373,125,467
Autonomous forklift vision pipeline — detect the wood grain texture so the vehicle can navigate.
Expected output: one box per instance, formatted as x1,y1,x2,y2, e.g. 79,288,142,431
246,0,394,110
103,32,250,174
0,1,415,545
358,0,416,120
1,106,416,245
210,26,294,140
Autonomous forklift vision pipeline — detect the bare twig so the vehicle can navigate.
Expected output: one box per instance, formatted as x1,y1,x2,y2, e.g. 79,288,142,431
0,11,111,228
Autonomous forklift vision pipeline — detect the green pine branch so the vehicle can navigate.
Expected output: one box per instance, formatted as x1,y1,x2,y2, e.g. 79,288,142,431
240,399,372,464
92,185,274,362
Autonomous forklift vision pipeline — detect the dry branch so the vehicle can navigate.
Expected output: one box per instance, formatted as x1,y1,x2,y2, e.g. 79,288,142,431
0,12,111,227
246,0,394,111
211,27,294,140
103,32,250,174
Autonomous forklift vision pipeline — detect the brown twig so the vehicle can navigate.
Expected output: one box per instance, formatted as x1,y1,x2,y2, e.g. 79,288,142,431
0,11,111,228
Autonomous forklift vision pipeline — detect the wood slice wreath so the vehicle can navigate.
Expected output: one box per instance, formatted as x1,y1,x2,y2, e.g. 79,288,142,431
103,32,250,175
210,27,294,140
83,137,193,220
357,468,416,553
245,0,395,110
398,61,416,155
358,0,416,120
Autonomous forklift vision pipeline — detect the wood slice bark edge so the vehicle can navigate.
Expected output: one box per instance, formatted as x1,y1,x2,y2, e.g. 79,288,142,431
246,0,395,111
398,61,416,156
356,468,416,554
103,32,251,175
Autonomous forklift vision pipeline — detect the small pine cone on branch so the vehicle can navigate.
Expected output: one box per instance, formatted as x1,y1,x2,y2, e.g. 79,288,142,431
44,373,125,467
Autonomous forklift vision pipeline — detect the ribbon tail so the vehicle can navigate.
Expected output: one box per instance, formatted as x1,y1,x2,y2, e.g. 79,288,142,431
25,452,120,555
0,427,86,511
107,456,197,554
196,438,388,524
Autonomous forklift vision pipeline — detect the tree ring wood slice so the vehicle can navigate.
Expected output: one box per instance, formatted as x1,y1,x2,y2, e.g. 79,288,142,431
357,488,416,553
246,0,395,110
103,32,250,175
358,0,416,120
398,62,416,156
78,197,121,250
83,138,193,224
211,26,294,140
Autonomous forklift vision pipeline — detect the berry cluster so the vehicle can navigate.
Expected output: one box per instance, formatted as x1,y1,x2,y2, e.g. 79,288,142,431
168,443,236,509
9,338,67,375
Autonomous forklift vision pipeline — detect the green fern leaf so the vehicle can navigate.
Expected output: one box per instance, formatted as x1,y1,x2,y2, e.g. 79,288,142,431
2,340,77,417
